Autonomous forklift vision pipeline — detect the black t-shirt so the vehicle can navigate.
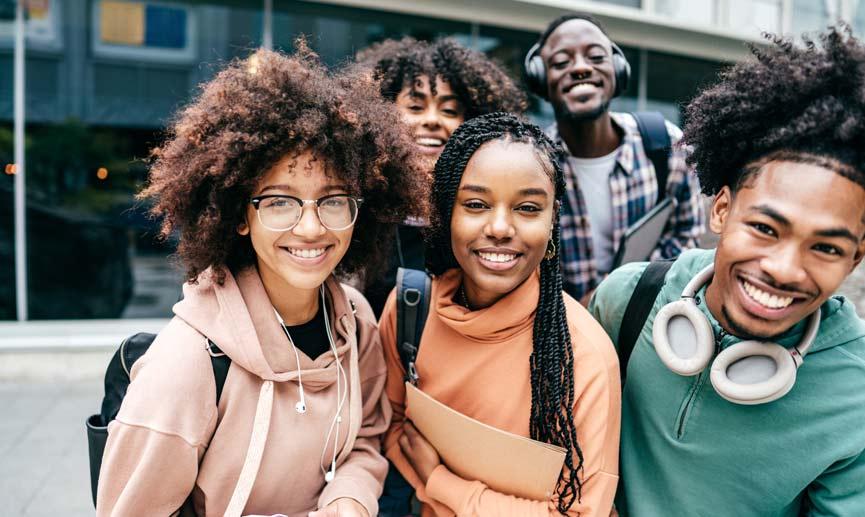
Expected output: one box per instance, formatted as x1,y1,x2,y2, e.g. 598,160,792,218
366,224,426,318
284,303,331,360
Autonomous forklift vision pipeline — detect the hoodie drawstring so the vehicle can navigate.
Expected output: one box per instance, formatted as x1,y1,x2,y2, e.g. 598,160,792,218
223,379,274,517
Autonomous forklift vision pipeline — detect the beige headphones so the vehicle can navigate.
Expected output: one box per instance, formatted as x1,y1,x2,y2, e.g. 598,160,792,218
652,264,821,405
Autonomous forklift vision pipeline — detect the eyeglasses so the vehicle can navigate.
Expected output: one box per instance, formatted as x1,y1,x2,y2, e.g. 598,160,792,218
249,194,363,232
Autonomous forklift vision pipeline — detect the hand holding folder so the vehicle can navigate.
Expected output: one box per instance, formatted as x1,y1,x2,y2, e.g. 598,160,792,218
405,382,566,501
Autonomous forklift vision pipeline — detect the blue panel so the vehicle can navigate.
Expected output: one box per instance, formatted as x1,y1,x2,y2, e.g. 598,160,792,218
144,5,186,49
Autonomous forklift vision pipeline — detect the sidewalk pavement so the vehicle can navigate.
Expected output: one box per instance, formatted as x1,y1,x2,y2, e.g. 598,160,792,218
1,380,100,517
1,263,862,516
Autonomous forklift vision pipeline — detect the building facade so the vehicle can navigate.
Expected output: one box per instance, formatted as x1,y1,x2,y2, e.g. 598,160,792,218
1,0,861,328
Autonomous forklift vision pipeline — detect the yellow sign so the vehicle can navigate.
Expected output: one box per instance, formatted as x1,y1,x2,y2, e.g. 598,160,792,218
100,1,144,46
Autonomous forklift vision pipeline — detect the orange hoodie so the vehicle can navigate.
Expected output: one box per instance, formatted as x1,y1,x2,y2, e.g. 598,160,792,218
381,269,620,517
96,267,391,516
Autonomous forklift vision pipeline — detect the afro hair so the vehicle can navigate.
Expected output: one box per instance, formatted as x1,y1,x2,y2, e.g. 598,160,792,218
683,25,865,196
354,36,528,119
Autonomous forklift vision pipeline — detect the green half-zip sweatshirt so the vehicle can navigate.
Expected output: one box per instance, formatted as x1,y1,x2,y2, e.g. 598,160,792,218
590,248,865,517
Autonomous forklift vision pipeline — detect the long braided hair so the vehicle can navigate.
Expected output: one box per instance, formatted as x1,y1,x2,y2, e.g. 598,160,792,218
426,112,582,513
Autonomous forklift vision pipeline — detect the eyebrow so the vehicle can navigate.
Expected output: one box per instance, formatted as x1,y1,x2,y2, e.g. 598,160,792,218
752,204,859,243
459,184,549,197
814,228,860,244
751,204,791,227
258,184,347,196
519,187,550,197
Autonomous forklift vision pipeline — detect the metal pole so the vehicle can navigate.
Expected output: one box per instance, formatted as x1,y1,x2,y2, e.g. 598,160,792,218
263,0,273,50
14,0,28,321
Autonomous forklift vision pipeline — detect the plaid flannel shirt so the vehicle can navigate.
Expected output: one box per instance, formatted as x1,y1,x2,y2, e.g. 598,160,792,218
550,112,705,301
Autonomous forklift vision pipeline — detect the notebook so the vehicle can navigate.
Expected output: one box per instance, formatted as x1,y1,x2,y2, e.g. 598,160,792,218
405,382,566,501
611,197,674,269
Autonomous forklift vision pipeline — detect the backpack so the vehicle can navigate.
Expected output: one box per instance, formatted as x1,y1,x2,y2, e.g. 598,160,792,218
378,267,432,517
631,111,672,204
616,260,675,384
85,333,231,508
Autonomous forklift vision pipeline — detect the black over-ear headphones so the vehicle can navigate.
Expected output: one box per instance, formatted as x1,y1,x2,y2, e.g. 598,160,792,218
524,36,631,100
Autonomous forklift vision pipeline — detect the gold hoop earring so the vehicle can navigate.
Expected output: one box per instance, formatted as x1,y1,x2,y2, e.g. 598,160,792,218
544,240,557,260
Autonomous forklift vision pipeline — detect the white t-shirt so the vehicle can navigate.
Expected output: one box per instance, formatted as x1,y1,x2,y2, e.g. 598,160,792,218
566,148,620,274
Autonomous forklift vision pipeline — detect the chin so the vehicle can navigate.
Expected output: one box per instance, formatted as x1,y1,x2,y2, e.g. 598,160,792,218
556,100,609,123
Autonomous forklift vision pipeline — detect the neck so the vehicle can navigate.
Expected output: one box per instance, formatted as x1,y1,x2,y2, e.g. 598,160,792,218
257,262,321,326
461,277,511,310
556,111,621,158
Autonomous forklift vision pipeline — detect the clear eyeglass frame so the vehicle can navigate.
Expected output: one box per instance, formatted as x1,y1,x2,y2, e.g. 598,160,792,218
249,194,363,232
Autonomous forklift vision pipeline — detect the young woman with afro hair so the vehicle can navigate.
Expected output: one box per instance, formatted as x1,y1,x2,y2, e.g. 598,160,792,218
353,37,529,316
96,44,428,517
380,113,620,517
589,25,865,516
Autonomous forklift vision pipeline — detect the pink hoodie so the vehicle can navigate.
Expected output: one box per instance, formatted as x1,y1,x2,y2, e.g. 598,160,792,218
96,267,391,516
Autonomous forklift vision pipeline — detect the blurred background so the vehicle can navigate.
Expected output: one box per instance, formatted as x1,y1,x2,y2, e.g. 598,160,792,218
3,0,863,326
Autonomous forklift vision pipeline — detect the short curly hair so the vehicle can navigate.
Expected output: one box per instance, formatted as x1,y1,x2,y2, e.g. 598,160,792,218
354,36,528,119
140,43,427,284
683,25,865,196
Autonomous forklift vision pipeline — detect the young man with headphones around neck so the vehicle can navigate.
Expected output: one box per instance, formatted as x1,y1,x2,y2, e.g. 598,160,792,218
526,14,705,304
589,26,865,516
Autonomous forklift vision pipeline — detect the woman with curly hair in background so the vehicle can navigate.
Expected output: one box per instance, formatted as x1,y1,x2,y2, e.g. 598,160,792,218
354,36,528,316
96,45,427,517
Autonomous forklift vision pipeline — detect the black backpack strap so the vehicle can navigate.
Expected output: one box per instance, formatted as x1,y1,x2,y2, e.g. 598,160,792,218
205,340,231,403
395,267,432,385
617,260,675,385
632,111,672,204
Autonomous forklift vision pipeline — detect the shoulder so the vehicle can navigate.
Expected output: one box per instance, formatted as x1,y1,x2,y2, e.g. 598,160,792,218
588,261,651,345
118,318,217,445
563,292,620,385
562,293,618,368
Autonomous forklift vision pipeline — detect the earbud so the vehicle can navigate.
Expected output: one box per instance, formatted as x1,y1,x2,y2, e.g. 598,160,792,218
325,461,336,482
295,399,306,414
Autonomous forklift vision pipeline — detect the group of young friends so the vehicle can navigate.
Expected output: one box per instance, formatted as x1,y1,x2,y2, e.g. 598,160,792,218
95,13,865,517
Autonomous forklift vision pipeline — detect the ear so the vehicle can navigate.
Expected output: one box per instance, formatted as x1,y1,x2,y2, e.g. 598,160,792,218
709,187,732,235
237,221,249,236
852,234,865,270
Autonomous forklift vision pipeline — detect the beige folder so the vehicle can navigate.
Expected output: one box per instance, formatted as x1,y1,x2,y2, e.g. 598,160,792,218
405,382,566,502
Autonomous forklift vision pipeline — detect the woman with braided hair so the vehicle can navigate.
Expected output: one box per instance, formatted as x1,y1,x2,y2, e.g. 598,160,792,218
379,112,620,516
354,37,528,317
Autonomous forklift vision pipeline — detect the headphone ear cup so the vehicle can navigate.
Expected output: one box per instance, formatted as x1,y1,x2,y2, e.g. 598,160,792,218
652,299,715,376
611,52,631,98
524,43,548,99
710,341,798,405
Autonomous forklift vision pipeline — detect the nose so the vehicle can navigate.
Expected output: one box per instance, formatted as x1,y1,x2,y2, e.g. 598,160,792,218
291,201,325,237
759,244,808,288
569,54,593,77
421,107,442,129
484,207,515,240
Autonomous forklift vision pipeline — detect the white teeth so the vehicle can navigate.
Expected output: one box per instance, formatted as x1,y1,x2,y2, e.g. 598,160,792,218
743,280,794,309
288,247,326,259
416,137,444,147
478,251,517,263
569,83,597,94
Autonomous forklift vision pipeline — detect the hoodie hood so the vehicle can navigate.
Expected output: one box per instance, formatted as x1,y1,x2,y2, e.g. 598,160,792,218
663,248,865,354
173,267,357,387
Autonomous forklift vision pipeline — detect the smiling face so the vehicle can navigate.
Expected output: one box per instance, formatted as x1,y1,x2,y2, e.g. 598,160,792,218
450,139,556,309
540,19,616,122
238,150,355,295
395,74,465,168
705,160,865,339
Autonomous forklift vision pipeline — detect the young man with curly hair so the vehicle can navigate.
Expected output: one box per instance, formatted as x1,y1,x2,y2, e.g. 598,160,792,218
96,45,428,517
532,14,705,304
589,26,865,516
353,37,528,316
